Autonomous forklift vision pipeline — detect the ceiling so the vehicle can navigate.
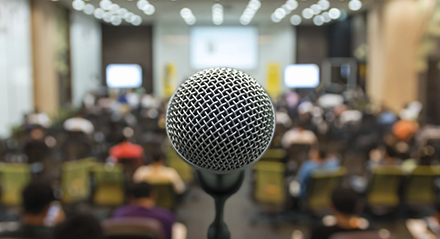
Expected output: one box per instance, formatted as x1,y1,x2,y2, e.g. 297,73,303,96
57,0,372,26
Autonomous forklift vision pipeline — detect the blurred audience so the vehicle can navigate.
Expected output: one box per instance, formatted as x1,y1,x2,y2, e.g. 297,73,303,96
0,182,64,239
310,188,368,239
281,122,318,148
53,214,103,239
109,134,144,167
24,127,50,164
133,152,186,194
296,149,339,198
112,182,175,239
63,113,95,135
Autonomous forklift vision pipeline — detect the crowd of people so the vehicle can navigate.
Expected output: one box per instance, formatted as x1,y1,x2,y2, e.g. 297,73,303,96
0,87,440,238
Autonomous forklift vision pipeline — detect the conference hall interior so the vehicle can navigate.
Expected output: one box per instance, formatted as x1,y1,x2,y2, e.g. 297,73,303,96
1,0,439,238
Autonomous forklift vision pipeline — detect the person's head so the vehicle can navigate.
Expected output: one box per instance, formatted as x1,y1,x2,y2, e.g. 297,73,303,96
309,148,326,161
53,214,103,239
126,182,155,204
30,128,45,140
151,152,164,165
331,187,360,216
384,144,397,159
22,182,55,222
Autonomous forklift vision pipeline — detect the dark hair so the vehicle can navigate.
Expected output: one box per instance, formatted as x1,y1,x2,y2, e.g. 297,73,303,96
127,182,152,199
53,214,103,239
151,152,163,163
385,144,397,158
22,182,55,215
331,188,359,215
319,148,327,160
434,197,440,213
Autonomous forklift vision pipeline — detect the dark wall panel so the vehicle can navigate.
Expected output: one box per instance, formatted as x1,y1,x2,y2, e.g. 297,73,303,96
296,26,328,66
102,24,153,93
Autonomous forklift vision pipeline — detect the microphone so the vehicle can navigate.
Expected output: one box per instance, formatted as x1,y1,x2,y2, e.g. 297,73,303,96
166,67,275,239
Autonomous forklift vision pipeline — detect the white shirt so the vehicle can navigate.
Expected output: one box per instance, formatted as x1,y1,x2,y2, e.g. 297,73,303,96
63,117,95,135
281,128,318,148
133,165,186,194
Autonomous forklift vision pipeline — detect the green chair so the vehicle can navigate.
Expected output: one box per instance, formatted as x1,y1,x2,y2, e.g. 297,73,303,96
306,167,346,213
0,163,31,206
91,163,125,206
253,161,286,205
61,157,96,204
150,182,176,212
166,148,193,184
260,149,287,162
367,166,404,207
403,165,440,205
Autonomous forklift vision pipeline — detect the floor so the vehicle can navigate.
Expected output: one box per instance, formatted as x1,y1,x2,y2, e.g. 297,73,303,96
176,169,415,239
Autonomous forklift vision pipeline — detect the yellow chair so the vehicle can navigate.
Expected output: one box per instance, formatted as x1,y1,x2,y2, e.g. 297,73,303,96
253,161,286,205
166,148,193,184
403,165,440,205
306,167,346,212
260,149,287,162
0,163,31,206
61,157,96,204
150,182,176,212
91,163,125,206
367,166,403,207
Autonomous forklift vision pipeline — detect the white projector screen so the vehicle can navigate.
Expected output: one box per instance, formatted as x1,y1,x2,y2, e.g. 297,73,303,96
190,27,258,70
284,64,320,88
106,64,142,88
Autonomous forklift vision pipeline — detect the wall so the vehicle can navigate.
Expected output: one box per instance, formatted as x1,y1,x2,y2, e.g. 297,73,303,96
153,22,295,96
102,25,153,93
70,11,102,106
0,0,33,137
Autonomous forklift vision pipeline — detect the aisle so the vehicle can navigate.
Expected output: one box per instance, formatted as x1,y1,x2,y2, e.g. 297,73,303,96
176,170,301,239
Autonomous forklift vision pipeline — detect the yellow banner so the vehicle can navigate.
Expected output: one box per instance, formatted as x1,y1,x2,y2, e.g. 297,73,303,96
266,62,282,98
164,63,177,97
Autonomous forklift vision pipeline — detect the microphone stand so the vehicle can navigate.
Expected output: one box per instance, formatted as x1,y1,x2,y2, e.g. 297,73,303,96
196,170,245,239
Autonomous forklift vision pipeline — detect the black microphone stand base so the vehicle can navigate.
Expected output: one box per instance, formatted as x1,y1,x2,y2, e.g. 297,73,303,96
195,170,245,239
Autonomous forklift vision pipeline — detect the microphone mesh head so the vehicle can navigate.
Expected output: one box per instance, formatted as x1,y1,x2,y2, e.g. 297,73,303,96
166,68,275,173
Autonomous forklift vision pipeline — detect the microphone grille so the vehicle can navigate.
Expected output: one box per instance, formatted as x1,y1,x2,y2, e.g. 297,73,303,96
166,68,275,173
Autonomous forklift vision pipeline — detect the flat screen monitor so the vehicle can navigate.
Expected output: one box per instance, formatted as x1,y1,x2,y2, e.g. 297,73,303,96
190,27,258,70
284,64,320,88
106,64,142,88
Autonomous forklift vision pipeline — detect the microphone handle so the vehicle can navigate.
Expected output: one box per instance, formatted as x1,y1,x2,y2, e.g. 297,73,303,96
195,170,245,239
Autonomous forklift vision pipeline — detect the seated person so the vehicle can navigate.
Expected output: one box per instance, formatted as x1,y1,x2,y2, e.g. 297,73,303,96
112,182,175,239
63,113,95,135
0,182,64,239
133,152,186,195
109,135,144,167
281,122,318,149
368,144,402,170
53,214,103,239
296,149,339,198
310,188,369,239
24,127,50,164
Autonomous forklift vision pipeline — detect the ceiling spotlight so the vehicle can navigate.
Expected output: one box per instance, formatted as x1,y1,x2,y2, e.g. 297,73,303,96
83,4,95,15
286,0,298,10
313,15,324,26
322,12,331,22
103,12,112,22
271,13,282,23
118,8,128,18
94,8,105,19
144,5,155,15
109,4,120,14
274,8,286,19
329,8,341,19
72,0,85,11
137,0,149,10
318,0,330,10
311,4,322,15
186,16,196,25
124,12,134,22
248,0,261,10
99,0,112,10
131,15,142,26
111,16,122,26
180,8,192,19
290,15,302,25
240,17,250,25
282,4,293,14
302,8,314,19
348,0,362,11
